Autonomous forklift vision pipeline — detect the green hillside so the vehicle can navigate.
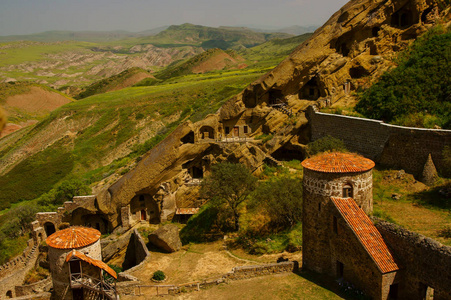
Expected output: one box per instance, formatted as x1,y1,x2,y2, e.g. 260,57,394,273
75,67,154,99
130,23,293,49
239,33,313,66
356,26,451,129
155,49,244,79
0,68,268,210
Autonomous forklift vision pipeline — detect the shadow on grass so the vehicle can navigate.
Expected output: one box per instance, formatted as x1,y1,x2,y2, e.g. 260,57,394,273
295,268,371,300
179,204,231,245
408,183,451,210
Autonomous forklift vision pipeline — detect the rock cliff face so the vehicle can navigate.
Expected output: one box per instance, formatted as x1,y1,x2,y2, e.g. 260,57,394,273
91,0,449,229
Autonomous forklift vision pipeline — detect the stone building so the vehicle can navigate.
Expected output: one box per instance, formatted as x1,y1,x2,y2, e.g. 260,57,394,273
46,226,117,300
302,152,400,300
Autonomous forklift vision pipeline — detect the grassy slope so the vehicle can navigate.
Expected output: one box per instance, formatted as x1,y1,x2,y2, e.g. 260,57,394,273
372,168,451,246
0,82,73,122
0,68,266,209
75,67,152,99
0,41,95,67
156,49,243,79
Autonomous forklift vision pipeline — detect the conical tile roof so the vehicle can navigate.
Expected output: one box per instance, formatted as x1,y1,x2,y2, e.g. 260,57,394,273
46,226,100,249
302,152,375,173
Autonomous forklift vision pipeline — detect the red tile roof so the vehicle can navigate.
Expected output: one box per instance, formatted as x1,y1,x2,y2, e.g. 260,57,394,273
331,197,399,274
302,152,375,173
66,249,117,279
46,227,100,249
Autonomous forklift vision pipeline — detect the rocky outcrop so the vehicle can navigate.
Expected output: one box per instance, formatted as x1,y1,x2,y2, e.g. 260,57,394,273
148,224,182,253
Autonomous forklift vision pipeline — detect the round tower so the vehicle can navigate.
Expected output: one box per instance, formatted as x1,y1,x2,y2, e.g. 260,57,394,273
301,152,375,273
46,226,101,300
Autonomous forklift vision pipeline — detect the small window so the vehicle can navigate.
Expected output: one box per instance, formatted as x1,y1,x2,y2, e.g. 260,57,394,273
139,195,145,202
318,202,321,212
333,216,338,234
243,126,248,134
343,184,353,198
225,126,230,134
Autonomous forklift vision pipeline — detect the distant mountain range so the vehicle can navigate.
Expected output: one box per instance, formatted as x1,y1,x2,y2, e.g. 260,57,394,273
0,24,317,43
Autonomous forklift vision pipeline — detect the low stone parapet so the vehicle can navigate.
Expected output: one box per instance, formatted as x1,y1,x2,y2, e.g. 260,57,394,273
14,277,51,297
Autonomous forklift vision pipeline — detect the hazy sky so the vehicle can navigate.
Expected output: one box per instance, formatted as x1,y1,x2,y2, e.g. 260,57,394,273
0,0,349,36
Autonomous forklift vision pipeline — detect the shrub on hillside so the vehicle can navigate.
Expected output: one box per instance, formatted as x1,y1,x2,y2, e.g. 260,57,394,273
152,270,166,281
200,162,257,231
306,135,347,157
253,176,303,230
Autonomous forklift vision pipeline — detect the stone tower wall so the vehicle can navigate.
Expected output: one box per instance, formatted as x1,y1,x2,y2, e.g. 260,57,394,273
48,240,101,300
302,168,373,274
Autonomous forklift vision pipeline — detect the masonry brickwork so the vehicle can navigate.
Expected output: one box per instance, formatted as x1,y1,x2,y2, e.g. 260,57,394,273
375,220,451,300
306,106,451,178
0,240,39,300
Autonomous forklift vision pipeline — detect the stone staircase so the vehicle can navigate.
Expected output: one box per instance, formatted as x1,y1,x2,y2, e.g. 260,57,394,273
269,99,293,116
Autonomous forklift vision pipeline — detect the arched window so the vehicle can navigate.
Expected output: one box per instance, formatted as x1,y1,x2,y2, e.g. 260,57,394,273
343,184,353,198
6,290,13,298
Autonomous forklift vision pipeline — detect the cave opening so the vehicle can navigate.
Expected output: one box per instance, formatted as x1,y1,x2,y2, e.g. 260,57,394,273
349,66,369,79
372,27,380,37
271,144,305,162
181,131,195,144
391,8,415,28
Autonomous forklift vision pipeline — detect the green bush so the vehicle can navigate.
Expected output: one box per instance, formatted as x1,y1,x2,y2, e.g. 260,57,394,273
438,226,451,238
306,135,347,157
152,270,166,281
253,176,303,229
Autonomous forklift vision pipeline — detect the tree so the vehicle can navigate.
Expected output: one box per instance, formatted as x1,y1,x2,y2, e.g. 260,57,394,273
200,162,257,231
253,176,303,229
306,135,347,157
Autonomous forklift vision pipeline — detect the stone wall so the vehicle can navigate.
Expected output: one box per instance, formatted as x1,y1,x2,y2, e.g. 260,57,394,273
120,261,297,297
375,220,451,300
0,240,39,300
224,261,297,280
15,277,51,297
9,292,51,300
306,106,451,177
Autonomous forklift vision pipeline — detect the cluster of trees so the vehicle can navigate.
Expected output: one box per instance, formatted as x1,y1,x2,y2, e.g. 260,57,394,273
355,26,451,129
197,136,347,235
200,162,303,233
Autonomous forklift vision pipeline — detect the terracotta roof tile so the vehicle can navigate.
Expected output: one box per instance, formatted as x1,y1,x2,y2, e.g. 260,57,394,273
331,197,399,274
302,152,375,173
46,227,100,249
66,250,117,279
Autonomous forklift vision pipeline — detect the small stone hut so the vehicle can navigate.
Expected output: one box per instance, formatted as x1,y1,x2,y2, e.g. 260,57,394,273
301,152,399,300
46,226,117,300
